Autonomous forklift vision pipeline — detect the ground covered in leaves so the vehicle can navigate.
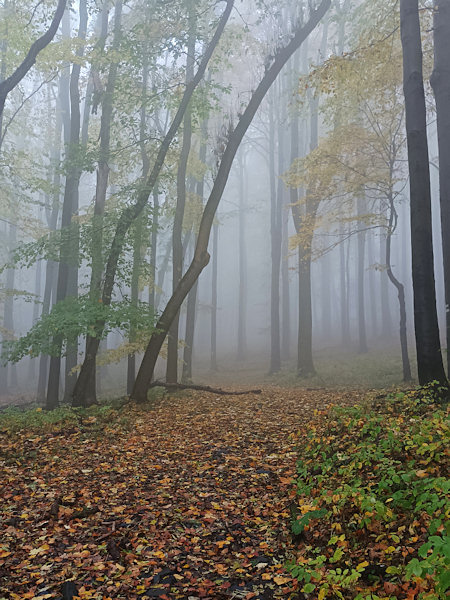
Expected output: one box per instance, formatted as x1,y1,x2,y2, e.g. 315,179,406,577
289,386,449,600
0,387,357,600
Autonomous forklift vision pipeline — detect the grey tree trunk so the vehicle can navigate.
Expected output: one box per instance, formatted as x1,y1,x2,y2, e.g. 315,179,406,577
71,1,235,405
131,0,331,402
237,150,248,362
400,0,447,388
166,9,196,383
210,223,219,372
357,197,368,354
74,1,122,407
269,87,281,373
47,4,88,409
430,0,450,377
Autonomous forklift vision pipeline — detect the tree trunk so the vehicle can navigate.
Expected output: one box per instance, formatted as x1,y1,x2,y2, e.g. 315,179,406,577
430,0,450,377
385,195,412,381
127,218,143,394
400,0,447,387
166,10,195,383
237,150,248,362
210,222,219,371
357,197,368,354
37,90,63,402
131,0,331,402
71,1,235,405
269,87,281,373
47,5,88,409
74,1,122,407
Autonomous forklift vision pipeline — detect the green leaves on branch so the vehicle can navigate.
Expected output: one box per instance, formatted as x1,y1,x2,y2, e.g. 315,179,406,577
2,295,157,363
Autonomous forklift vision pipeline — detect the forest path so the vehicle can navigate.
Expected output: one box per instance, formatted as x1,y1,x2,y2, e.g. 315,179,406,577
0,387,360,600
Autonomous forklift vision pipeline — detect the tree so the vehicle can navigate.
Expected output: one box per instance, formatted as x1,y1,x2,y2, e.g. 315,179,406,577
0,0,67,119
430,0,450,377
400,0,447,388
130,0,332,402
71,0,235,407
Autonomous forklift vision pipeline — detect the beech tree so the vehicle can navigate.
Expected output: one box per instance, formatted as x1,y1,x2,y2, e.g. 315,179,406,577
400,0,447,388
131,0,332,402
430,0,450,377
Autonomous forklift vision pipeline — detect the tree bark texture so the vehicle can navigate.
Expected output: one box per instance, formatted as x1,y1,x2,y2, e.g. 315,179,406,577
430,0,450,376
400,0,447,387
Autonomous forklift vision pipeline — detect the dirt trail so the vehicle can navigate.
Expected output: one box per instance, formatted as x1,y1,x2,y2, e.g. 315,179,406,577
0,387,360,599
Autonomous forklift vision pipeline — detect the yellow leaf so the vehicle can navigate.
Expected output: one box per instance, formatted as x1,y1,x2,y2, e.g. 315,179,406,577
415,470,427,478
273,576,291,585
318,588,327,600
356,561,369,571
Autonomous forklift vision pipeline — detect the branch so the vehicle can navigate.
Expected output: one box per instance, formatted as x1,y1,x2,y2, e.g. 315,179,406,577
0,0,67,117
147,381,262,396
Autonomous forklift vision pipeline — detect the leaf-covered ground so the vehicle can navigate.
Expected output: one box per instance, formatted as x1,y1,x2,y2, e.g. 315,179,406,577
289,388,449,600
0,387,357,600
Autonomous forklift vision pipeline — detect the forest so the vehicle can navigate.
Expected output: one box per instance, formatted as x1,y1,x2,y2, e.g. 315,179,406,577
0,0,449,599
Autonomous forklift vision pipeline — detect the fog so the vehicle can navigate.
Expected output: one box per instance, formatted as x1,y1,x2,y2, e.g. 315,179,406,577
0,0,448,406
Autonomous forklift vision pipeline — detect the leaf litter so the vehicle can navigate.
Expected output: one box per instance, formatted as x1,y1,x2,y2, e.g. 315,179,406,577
0,387,357,600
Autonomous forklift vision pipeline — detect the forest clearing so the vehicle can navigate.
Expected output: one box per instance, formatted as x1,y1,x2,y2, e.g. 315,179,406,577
0,386,448,600
1,0,450,598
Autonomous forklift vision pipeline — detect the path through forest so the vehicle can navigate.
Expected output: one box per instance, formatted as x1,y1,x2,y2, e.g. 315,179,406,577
0,387,359,599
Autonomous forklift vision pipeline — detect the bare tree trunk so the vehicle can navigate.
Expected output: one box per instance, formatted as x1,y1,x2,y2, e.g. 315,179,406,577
210,222,219,371
71,1,235,405
166,9,195,383
47,5,88,409
400,0,447,388
37,90,62,402
0,223,17,391
269,87,281,373
74,1,122,407
127,219,143,394
237,150,248,362
131,1,331,401
385,195,412,381
430,0,450,377
357,196,368,354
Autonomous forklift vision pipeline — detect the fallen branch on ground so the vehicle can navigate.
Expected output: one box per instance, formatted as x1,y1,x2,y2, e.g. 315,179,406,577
147,381,262,396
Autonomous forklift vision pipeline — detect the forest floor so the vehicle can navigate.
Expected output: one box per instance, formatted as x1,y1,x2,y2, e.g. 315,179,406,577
0,386,360,600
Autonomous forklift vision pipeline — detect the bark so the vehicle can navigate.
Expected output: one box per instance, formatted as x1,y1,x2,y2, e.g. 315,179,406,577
131,1,331,402
37,91,62,402
182,255,198,383
430,0,450,376
149,190,159,313
147,381,261,396
0,223,17,391
183,126,207,382
400,0,447,387
279,77,290,361
339,224,350,345
0,0,67,118
385,196,412,381
72,0,235,405
380,229,393,337
237,150,247,362
127,219,143,394
357,197,368,354
166,9,195,383
74,1,122,407
47,5,88,409
269,87,281,373
210,223,219,371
